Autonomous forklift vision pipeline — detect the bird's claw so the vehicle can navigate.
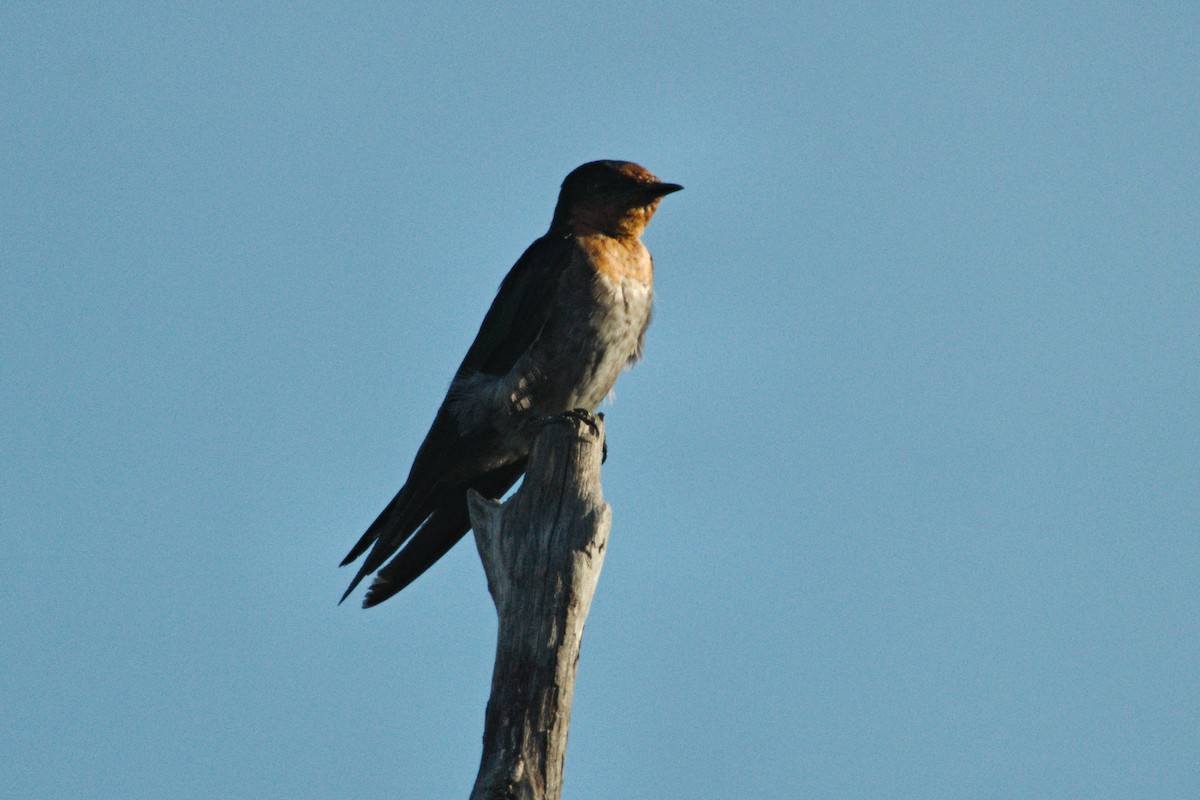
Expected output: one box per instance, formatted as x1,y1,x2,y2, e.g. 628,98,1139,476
561,407,602,436
553,409,608,463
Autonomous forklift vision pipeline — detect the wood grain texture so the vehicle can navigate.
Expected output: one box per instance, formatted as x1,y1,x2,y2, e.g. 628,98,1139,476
468,412,612,800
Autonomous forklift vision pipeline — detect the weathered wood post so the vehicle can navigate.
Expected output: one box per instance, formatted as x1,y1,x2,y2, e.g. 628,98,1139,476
466,411,612,800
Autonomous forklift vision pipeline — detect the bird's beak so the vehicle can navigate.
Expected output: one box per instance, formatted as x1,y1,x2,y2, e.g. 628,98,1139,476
648,182,684,198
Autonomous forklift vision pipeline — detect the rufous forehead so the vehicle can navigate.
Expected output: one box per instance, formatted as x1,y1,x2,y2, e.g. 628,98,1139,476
615,162,658,183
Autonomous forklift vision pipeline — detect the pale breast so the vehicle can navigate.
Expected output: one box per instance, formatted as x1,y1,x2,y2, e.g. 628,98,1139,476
562,237,654,408
447,234,654,437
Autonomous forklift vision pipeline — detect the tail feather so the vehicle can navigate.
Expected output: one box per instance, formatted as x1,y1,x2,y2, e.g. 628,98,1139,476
361,504,472,608
341,410,469,575
340,482,416,568
338,481,442,605
355,460,526,608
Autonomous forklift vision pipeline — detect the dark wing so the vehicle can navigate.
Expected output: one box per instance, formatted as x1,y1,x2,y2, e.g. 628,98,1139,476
338,230,575,605
454,229,575,377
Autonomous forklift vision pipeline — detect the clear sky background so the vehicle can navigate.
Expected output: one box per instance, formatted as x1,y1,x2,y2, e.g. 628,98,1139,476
3,4,1197,799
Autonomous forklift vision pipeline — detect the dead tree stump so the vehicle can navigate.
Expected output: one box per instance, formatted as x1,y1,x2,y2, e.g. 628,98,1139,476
466,411,612,800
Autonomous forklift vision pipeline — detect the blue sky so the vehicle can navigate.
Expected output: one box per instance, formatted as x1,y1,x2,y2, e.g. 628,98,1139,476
3,4,1197,798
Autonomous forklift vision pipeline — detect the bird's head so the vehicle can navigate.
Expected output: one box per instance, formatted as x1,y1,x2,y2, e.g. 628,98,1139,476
552,160,682,238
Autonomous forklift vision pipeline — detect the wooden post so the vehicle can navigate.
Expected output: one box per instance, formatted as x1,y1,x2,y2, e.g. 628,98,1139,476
467,411,612,800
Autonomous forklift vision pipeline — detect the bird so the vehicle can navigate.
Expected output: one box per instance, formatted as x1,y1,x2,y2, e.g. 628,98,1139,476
340,160,682,608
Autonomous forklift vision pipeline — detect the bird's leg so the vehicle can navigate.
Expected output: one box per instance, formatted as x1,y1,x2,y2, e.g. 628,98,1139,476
561,408,601,437
558,409,607,463
530,409,607,462
597,412,607,464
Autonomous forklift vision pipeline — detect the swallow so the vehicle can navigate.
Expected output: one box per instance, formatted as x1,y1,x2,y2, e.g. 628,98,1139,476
340,160,682,608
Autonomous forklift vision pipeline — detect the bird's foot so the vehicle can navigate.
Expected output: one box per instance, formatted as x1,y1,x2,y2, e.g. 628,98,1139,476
561,408,602,436
545,409,608,463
